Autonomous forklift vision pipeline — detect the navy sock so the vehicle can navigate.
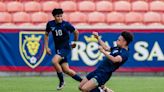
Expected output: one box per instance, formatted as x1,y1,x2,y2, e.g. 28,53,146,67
90,87,100,92
72,74,82,82
57,72,64,83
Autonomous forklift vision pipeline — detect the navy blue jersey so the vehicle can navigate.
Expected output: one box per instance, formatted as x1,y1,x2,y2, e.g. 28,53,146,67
46,20,75,50
86,47,129,86
96,47,129,73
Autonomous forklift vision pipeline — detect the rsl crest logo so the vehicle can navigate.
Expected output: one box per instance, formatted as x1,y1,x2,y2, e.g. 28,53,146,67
19,31,46,68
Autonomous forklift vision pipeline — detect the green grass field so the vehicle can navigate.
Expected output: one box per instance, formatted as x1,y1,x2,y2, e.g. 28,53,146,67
0,76,164,92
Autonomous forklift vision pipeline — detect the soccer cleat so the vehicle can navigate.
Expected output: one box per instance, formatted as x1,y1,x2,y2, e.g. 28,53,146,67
56,82,65,90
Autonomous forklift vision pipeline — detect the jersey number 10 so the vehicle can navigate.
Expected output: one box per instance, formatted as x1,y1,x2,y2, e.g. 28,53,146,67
55,30,63,36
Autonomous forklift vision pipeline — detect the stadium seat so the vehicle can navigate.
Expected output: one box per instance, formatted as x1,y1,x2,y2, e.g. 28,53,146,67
18,23,34,27
42,1,59,12
148,23,163,26
13,12,30,23
162,14,164,24
31,12,48,23
78,1,95,12
144,12,161,24
88,12,105,23
60,1,77,12
132,1,148,12
0,12,12,23
96,1,113,12
114,1,131,12
150,1,164,12
75,23,90,27
107,12,125,23
129,23,145,26
0,2,6,12
7,1,23,12
37,23,46,26
69,12,87,23
110,23,126,26
92,23,109,26
125,12,143,24
24,1,41,12
0,23,15,26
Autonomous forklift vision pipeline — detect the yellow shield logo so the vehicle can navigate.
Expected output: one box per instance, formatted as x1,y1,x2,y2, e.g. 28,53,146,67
19,31,46,68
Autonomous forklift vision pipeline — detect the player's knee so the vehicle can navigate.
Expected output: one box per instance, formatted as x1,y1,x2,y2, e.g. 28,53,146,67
52,55,61,64
63,69,69,74
52,60,58,65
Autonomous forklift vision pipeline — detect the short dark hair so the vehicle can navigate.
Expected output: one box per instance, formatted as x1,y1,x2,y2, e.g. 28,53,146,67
52,8,63,16
121,31,134,45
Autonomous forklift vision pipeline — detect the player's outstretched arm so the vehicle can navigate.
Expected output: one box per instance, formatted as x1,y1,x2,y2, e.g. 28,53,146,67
73,30,79,41
44,32,51,55
71,30,79,48
99,46,122,63
93,32,111,51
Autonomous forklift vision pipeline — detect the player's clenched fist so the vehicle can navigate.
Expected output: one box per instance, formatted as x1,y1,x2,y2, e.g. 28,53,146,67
99,46,105,53
92,32,99,39
46,48,51,55
71,43,76,48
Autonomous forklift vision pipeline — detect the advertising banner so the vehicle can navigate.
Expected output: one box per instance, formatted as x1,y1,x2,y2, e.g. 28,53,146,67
0,29,164,72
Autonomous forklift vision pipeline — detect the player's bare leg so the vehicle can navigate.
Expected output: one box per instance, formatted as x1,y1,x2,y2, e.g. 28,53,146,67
61,62,82,82
52,55,63,72
52,55,64,90
79,78,89,91
80,78,98,92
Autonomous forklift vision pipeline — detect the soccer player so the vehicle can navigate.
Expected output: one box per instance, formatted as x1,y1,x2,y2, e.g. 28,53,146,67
44,8,82,90
79,31,133,92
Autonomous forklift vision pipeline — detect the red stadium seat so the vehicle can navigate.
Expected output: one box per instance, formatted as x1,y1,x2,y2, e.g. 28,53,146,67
0,2,6,12
74,23,89,27
24,1,41,12
114,1,131,12
162,14,164,24
96,1,113,12
148,23,163,26
129,23,145,26
13,12,30,23
37,23,46,26
0,12,12,23
92,23,108,26
0,23,15,26
150,1,164,12
18,23,34,27
7,1,23,12
107,12,125,23
144,12,161,24
125,12,143,24
31,12,48,23
88,12,105,23
69,12,87,23
110,23,126,26
42,1,59,12
78,1,95,12
132,1,148,12
60,1,77,12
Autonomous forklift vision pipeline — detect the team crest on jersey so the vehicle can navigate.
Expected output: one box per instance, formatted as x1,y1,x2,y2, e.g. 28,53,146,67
19,31,46,68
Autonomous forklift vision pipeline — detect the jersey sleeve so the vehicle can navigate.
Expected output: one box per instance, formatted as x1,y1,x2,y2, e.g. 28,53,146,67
119,50,129,62
45,22,51,33
66,22,75,33
110,47,115,51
